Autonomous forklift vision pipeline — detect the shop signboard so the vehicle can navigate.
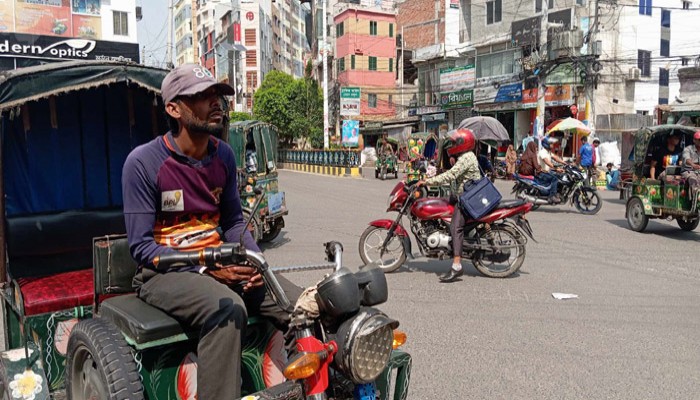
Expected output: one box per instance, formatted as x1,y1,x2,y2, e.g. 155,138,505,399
0,32,139,62
15,0,72,37
521,84,574,108
511,16,540,46
341,120,360,147
340,86,361,116
441,89,473,109
494,83,523,103
439,64,475,92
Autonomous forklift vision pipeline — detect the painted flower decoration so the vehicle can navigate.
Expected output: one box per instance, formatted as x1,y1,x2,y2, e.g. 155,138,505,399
2,348,33,363
8,370,43,400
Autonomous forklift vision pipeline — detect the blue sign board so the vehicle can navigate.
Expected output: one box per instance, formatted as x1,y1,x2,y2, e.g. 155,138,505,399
494,83,523,103
342,120,360,147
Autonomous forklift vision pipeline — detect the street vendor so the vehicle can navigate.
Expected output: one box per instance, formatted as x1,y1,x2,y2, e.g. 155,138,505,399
122,64,301,400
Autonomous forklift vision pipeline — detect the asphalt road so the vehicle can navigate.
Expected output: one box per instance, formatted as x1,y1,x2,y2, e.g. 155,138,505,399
261,170,700,400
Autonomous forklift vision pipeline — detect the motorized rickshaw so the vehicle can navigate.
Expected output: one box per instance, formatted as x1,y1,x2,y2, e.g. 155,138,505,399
375,137,399,180
0,61,411,400
228,120,288,242
403,132,439,182
625,125,700,232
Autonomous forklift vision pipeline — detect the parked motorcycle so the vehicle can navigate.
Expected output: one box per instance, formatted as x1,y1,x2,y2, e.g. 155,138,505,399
512,164,602,215
359,181,535,277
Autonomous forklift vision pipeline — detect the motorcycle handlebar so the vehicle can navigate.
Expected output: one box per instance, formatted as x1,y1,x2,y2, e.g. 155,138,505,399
153,244,292,312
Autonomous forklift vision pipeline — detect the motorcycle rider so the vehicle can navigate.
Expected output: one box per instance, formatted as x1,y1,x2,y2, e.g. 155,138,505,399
417,129,481,283
537,137,565,203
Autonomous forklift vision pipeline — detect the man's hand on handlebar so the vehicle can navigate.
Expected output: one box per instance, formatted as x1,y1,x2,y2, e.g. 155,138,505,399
243,273,264,292
205,265,257,286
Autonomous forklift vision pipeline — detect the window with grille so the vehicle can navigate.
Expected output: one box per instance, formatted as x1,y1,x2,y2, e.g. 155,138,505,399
369,56,377,71
338,57,345,72
389,58,393,72
637,50,651,77
487,0,502,25
368,94,377,108
639,0,652,15
336,22,344,37
113,11,129,36
351,55,355,69
389,23,394,37
370,21,377,36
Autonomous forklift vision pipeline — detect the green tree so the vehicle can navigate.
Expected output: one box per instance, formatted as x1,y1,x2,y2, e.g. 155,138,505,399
253,71,295,144
229,111,251,123
287,77,323,148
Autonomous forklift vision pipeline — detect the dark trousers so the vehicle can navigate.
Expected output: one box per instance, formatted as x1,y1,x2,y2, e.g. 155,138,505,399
450,205,467,258
584,165,596,186
138,271,302,400
536,172,559,197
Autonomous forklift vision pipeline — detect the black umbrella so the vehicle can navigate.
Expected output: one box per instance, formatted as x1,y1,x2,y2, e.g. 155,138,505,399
457,116,510,142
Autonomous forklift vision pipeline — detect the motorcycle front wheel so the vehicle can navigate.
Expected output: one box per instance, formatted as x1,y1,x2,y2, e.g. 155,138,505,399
574,187,602,215
470,225,526,278
359,226,407,273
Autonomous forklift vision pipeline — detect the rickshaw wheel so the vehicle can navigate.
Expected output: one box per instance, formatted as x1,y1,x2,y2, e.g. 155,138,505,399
677,218,699,231
66,318,144,400
626,197,649,232
261,219,284,242
243,211,262,242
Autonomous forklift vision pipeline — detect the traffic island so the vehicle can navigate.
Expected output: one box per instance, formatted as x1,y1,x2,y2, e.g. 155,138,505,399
278,162,362,178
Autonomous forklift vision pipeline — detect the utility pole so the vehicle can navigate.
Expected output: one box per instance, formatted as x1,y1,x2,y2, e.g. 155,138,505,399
400,26,404,119
586,0,600,136
166,0,173,68
535,3,549,142
322,0,329,149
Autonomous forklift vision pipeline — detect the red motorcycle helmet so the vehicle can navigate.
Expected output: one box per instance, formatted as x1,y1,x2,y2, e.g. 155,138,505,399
446,128,476,156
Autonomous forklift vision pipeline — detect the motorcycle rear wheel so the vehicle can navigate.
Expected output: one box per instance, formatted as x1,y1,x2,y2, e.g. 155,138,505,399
359,226,406,273
471,225,526,278
574,187,602,215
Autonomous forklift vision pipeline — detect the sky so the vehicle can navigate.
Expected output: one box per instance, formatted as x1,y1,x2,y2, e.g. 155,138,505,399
136,0,170,68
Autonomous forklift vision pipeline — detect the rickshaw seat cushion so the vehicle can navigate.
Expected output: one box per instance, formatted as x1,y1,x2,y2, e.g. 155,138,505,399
17,269,94,316
99,294,190,344
6,209,126,279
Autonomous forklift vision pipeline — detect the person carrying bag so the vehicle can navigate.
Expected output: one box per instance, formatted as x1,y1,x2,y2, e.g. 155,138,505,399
417,129,483,283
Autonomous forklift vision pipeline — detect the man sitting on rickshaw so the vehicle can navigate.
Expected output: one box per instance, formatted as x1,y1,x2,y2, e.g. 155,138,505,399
681,131,700,204
649,131,682,180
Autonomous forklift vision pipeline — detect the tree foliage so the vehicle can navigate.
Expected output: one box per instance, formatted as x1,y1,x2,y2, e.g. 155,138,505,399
253,71,323,148
229,111,252,123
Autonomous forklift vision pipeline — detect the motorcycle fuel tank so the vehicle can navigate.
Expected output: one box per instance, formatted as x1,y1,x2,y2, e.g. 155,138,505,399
411,198,453,220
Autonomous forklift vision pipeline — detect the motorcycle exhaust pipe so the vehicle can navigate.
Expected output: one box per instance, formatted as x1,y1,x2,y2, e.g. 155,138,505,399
517,192,549,205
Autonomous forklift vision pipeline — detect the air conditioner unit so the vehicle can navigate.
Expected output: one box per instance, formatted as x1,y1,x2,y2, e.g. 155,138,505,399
628,67,641,81
553,30,584,51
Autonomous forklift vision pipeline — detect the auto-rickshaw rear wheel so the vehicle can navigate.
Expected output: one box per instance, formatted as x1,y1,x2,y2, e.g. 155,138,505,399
66,318,144,400
243,211,262,242
677,217,699,231
261,218,284,242
626,197,649,232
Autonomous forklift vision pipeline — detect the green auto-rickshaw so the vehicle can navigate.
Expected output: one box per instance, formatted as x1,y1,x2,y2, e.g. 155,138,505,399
376,137,400,180
626,124,700,232
227,120,288,242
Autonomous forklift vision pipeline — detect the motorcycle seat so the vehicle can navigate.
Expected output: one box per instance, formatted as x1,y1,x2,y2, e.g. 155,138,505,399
497,199,527,209
99,294,192,345
515,174,535,180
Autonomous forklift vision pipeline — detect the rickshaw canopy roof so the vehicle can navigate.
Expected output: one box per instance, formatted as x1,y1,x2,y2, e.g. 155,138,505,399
0,61,168,111
633,124,697,166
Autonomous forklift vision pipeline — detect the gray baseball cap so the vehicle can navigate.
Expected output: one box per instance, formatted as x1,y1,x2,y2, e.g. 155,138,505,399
161,63,235,103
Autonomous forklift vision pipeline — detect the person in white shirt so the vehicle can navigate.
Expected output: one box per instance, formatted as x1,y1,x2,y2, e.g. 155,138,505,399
536,137,565,203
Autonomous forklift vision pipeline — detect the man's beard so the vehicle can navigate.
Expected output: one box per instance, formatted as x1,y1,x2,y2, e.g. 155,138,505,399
181,109,225,138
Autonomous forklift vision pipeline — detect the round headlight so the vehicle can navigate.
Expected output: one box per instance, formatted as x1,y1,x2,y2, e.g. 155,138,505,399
333,308,398,384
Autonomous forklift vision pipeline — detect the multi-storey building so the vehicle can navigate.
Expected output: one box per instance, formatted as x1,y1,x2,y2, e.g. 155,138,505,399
174,0,194,66
0,0,140,71
334,4,398,146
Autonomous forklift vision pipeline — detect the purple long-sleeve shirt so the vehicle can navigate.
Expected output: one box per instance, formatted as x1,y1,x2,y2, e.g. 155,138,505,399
122,132,259,273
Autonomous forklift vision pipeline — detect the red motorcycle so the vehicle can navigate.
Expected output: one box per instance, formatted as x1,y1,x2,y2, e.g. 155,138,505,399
359,181,535,277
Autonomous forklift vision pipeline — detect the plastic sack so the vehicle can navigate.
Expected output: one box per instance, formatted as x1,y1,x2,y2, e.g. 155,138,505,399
361,147,377,166
597,141,621,167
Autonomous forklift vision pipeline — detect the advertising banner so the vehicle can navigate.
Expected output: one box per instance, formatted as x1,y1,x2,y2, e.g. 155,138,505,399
72,14,101,39
340,87,361,116
15,0,72,37
521,85,574,108
0,32,140,62
0,0,14,33
71,0,101,15
441,89,473,109
341,120,359,147
439,64,475,92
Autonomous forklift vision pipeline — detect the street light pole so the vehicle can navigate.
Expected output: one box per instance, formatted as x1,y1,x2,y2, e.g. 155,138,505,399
322,0,329,149
535,3,549,142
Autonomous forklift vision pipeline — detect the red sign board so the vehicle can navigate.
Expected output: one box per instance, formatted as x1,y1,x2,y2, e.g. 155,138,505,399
233,22,241,44
246,12,254,21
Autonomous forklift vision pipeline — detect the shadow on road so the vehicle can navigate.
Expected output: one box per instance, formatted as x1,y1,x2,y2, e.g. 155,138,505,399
606,219,700,241
259,232,292,250
531,206,578,214
393,258,524,280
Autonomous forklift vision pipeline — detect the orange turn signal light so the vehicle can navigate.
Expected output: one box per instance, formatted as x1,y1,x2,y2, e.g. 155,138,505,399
392,330,407,349
413,191,421,199
283,353,321,380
